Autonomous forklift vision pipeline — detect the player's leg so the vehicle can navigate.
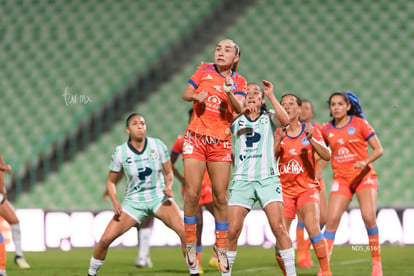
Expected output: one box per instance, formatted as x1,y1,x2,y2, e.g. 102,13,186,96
183,158,206,268
298,196,331,276
135,215,154,268
0,200,30,269
195,206,204,274
222,205,249,276
0,232,6,275
206,161,231,273
88,212,138,276
203,201,219,269
265,201,296,276
155,199,201,275
356,187,382,276
295,211,313,268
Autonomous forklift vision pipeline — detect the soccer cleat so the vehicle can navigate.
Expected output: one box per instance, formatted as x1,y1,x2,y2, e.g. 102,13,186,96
371,261,383,276
0,270,6,276
135,257,153,268
185,241,197,268
15,255,31,269
209,256,219,270
213,245,230,273
297,250,313,268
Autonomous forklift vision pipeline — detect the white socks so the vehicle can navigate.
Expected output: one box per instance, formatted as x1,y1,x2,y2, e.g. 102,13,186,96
221,250,237,276
138,227,151,260
88,256,103,276
11,223,23,256
279,248,296,276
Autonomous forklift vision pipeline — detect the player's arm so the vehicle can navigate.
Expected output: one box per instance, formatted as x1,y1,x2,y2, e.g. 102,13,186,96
262,80,289,127
274,127,287,155
354,135,383,169
162,160,174,197
170,152,185,186
0,152,7,203
106,170,124,219
224,76,244,114
182,84,208,103
305,124,331,161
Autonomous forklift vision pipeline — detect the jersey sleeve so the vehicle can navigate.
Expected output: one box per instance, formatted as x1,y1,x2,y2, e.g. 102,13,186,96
188,63,209,89
360,118,376,141
109,146,122,172
158,139,170,164
233,75,247,97
312,125,325,144
171,136,183,156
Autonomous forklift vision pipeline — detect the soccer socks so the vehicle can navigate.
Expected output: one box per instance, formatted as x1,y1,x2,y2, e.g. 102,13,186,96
138,227,151,260
310,233,331,275
0,234,5,271
296,221,312,267
279,248,296,276
184,216,197,243
88,256,103,276
221,250,237,276
324,230,336,257
367,226,382,263
215,221,228,248
11,223,23,257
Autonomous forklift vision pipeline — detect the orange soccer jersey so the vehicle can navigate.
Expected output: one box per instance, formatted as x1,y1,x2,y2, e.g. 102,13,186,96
186,63,247,141
275,123,322,198
321,115,377,183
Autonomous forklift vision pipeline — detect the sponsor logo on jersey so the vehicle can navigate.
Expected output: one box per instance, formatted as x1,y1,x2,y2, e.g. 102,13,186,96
337,138,345,145
328,133,335,138
334,147,357,162
347,126,356,135
214,85,222,93
278,159,305,175
288,149,297,155
207,95,221,105
331,181,340,192
203,74,213,80
301,137,310,146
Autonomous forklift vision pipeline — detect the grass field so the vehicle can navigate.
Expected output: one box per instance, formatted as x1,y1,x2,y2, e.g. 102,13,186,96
5,245,414,275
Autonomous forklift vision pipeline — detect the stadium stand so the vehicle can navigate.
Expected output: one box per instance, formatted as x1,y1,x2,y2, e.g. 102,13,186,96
4,0,413,210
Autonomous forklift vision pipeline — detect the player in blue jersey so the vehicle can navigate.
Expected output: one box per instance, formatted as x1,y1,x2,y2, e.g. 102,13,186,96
87,113,187,276
223,81,296,276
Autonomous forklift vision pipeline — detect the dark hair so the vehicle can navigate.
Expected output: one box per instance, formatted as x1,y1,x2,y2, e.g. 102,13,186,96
280,93,302,106
301,99,314,113
328,92,365,120
223,39,241,72
126,112,142,127
247,83,268,113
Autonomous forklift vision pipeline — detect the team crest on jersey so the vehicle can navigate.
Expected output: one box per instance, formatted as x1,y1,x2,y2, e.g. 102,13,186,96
347,127,356,135
301,137,310,146
150,149,159,160
260,116,268,124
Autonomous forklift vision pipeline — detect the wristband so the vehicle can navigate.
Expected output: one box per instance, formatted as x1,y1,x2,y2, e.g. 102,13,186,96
223,84,232,93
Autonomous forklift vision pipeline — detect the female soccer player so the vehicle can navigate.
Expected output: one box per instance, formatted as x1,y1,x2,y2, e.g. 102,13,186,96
0,151,31,269
275,94,332,276
322,92,383,276
182,39,246,273
224,81,296,276
87,113,187,276
295,99,328,268
171,109,217,274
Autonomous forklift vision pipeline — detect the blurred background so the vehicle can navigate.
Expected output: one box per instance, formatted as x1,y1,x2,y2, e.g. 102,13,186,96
1,0,412,214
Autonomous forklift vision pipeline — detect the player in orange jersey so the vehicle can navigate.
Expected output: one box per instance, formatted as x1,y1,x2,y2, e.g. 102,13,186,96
294,99,329,268
170,109,217,275
322,92,383,276
182,39,246,274
275,94,332,276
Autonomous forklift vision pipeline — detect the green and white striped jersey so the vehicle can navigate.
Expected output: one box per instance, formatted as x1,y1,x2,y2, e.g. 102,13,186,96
109,137,170,203
231,111,278,181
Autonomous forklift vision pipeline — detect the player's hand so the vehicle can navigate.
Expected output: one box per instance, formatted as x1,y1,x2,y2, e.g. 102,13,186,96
241,106,258,115
278,125,289,139
112,202,122,221
262,80,274,97
224,76,234,89
354,160,367,170
1,165,11,174
193,91,208,103
163,187,174,198
102,190,109,201
304,123,314,139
